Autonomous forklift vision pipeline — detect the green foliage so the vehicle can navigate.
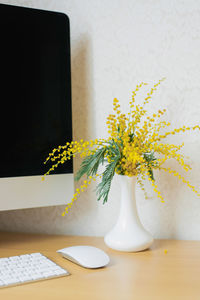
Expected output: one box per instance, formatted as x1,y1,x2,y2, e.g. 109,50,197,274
75,139,121,204
96,161,117,204
96,141,121,204
143,152,156,163
75,147,106,181
143,151,157,181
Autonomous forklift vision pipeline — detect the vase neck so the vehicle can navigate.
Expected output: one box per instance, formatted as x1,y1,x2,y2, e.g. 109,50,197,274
116,175,141,226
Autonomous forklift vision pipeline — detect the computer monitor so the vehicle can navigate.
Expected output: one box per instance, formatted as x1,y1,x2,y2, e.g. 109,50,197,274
0,4,74,210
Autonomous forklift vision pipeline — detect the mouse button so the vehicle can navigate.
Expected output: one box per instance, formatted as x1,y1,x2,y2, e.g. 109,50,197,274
62,253,80,265
78,248,109,268
61,246,90,262
67,247,101,267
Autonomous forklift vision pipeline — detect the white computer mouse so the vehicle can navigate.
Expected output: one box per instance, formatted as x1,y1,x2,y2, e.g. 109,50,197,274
57,245,110,269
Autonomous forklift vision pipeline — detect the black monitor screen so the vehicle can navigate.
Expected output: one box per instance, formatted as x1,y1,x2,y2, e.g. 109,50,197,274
0,4,73,177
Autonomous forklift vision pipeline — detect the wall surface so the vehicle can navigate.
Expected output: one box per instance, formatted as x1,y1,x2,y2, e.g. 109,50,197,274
1,0,200,240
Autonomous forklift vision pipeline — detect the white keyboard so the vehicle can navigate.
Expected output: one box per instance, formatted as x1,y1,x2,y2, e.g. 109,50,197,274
0,252,69,288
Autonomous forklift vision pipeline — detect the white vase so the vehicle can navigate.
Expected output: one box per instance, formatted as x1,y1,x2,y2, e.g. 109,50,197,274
104,174,153,252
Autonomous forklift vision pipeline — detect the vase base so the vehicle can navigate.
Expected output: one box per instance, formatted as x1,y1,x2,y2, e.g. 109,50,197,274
104,227,154,252
104,235,154,252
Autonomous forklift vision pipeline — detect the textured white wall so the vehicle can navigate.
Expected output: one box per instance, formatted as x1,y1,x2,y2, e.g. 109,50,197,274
1,0,200,240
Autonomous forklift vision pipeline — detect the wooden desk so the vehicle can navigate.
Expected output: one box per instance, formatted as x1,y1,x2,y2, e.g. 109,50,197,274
0,232,200,300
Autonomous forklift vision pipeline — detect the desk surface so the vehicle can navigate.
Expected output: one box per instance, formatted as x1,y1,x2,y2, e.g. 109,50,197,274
0,232,200,300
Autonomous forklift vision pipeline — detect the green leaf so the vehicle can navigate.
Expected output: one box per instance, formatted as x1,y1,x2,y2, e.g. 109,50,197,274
75,147,106,181
148,167,154,181
75,139,121,204
143,152,156,163
96,161,117,204
96,142,121,204
129,132,135,142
